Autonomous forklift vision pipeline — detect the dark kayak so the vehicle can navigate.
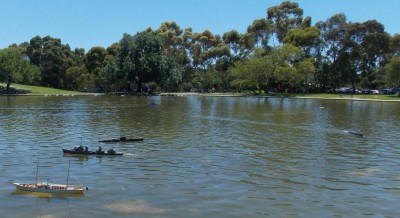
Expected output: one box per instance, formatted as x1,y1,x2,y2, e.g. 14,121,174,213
62,149,123,156
99,137,144,143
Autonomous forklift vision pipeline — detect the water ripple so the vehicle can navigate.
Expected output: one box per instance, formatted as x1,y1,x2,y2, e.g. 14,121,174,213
0,96,399,217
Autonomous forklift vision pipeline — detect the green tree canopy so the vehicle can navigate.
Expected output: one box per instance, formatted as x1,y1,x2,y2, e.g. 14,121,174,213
390,34,400,56
315,13,348,90
385,56,400,87
283,26,320,57
247,18,274,50
117,31,165,92
0,48,40,93
344,20,390,89
27,35,78,88
84,46,107,75
267,1,304,43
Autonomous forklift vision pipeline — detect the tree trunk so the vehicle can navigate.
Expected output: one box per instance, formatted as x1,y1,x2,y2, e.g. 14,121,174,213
305,72,309,93
351,80,356,94
6,81,11,94
136,81,142,93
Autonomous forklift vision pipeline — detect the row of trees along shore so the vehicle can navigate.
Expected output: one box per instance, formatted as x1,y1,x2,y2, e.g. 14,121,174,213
1,1,400,94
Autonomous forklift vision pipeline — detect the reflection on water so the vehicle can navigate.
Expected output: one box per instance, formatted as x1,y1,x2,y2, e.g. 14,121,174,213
0,95,399,217
104,200,167,215
11,189,85,199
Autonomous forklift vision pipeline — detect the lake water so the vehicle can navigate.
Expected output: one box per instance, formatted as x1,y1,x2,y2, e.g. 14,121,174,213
0,95,399,217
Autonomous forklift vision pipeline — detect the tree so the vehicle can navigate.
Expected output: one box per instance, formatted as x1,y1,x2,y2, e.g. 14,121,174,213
223,30,242,59
229,59,264,92
385,56,400,87
389,34,400,56
72,48,85,66
83,46,108,89
283,26,320,57
117,31,164,92
65,65,92,91
157,21,189,66
8,42,30,57
99,60,121,92
182,28,232,90
157,21,184,53
159,55,184,91
316,13,348,91
27,35,78,89
229,44,306,93
188,30,220,69
106,43,119,58
84,46,107,75
238,33,255,59
0,48,40,93
271,44,304,90
344,20,390,89
267,1,304,43
283,26,320,92
294,58,315,92
302,16,312,28
156,21,189,91
246,18,274,50
192,67,222,91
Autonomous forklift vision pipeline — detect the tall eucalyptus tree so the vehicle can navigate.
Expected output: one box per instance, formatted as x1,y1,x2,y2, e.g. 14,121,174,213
316,13,348,91
267,1,304,44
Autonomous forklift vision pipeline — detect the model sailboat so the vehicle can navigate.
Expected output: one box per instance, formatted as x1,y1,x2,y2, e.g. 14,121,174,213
13,159,87,194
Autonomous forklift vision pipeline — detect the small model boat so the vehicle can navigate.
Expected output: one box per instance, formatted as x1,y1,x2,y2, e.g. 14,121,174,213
13,182,87,194
348,130,364,137
13,159,87,194
62,145,123,156
98,136,144,143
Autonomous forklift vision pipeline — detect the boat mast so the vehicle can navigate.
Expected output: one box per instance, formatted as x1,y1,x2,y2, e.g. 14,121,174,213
35,158,39,184
66,160,71,188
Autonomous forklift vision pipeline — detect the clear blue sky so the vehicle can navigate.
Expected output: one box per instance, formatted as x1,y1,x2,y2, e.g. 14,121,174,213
0,0,398,51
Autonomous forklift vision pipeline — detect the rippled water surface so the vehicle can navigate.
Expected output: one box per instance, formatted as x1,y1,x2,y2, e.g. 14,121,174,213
0,95,399,217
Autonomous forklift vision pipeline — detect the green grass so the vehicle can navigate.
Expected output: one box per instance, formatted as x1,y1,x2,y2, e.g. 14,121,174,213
2,83,400,101
3,83,87,95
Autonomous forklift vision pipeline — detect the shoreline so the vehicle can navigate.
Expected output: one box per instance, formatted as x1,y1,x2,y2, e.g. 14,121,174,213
291,96,400,102
1,92,400,102
159,92,400,102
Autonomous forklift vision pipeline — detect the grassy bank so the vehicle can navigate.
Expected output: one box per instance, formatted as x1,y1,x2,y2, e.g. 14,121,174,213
2,83,400,101
1,83,92,95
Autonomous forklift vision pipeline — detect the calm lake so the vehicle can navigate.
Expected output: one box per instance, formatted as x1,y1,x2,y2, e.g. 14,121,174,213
0,95,399,217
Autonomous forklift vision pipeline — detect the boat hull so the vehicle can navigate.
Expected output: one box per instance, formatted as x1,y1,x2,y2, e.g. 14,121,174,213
62,149,123,156
99,138,144,143
348,131,364,137
13,183,86,194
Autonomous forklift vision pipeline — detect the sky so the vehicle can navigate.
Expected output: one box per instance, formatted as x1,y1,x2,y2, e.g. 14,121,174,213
1,0,399,51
